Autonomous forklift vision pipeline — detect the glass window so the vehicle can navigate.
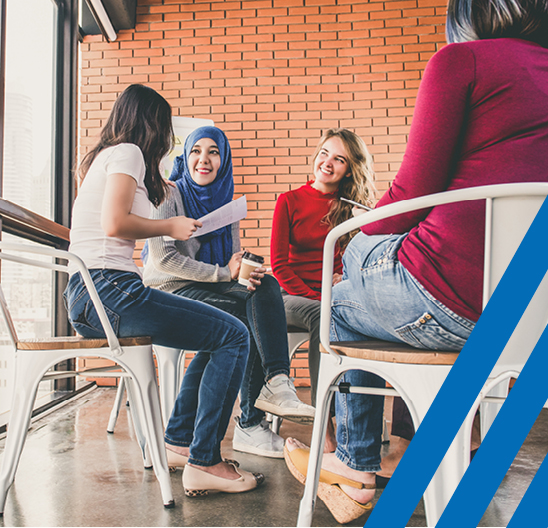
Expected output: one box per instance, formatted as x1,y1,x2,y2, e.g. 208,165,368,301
0,0,61,426
0,234,54,423
3,0,57,219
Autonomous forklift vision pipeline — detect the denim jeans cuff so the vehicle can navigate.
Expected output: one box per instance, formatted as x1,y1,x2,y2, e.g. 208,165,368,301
264,369,290,382
335,447,381,473
239,416,263,429
188,455,222,468
164,435,191,448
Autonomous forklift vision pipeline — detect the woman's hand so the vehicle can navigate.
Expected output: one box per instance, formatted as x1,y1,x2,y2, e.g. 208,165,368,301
352,206,367,217
228,251,244,280
246,266,266,292
170,216,203,241
332,273,343,286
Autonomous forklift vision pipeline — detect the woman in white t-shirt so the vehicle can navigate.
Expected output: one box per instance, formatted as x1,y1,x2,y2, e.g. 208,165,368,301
64,84,264,496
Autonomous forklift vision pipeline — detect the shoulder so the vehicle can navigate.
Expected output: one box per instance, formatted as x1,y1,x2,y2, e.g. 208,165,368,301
279,184,309,203
274,188,293,214
105,143,144,161
102,143,146,182
427,43,476,74
420,43,478,95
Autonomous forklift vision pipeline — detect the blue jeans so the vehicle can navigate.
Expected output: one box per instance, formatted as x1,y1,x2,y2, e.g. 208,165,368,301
330,233,475,472
176,274,289,428
63,269,249,467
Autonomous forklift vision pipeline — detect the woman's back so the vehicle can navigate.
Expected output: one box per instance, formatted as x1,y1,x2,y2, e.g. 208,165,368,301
366,38,548,321
68,143,150,276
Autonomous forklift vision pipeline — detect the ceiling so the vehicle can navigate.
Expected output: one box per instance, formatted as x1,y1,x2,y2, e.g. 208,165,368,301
81,0,136,37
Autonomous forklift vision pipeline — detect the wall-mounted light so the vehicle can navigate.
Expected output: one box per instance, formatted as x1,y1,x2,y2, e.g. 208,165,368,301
85,0,117,42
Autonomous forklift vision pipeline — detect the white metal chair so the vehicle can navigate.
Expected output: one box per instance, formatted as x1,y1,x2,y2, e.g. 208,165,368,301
107,345,184,431
0,242,174,515
297,182,548,527
108,327,311,435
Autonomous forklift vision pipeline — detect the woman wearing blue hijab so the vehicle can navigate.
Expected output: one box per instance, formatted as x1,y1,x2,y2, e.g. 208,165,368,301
143,126,314,466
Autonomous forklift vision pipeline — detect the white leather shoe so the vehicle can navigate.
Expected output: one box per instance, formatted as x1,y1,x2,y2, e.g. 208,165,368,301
232,417,284,458
255,374,315,424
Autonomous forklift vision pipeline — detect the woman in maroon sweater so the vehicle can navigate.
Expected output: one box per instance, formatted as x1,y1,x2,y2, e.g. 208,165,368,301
271,128,375,407
284,0,548,523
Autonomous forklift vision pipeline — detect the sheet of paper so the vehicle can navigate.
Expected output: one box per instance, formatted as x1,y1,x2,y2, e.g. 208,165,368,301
190,195,247,238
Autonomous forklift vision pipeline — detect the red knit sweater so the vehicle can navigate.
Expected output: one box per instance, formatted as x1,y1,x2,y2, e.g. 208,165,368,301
271,181,343,301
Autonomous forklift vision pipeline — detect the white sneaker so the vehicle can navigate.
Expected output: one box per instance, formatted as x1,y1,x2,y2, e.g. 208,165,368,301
254,374,315,424
232,417,285,458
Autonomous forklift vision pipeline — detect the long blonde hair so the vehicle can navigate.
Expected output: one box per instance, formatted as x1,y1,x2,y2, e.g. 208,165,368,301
313,128,376,250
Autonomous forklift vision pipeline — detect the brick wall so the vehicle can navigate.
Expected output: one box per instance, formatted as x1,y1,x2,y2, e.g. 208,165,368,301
79,0,448,386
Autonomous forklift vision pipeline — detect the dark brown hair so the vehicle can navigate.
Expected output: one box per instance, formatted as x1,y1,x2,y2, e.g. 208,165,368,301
78,84,173,206
446,0,548,47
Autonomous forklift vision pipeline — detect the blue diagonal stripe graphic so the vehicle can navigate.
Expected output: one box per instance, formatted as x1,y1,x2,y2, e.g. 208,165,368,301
437,320,548,527
365,197,548,528
508,451,548,527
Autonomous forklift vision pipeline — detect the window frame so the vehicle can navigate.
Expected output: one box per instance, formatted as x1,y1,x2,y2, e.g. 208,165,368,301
0,0,80,407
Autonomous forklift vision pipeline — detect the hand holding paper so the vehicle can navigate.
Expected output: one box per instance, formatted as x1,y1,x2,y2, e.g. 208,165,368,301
190,195,247,238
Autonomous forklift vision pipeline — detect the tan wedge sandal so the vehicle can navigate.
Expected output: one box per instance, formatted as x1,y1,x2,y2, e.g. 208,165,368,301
284,445,374,524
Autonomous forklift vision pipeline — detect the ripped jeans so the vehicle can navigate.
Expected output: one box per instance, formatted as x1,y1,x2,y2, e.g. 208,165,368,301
330,232,475,472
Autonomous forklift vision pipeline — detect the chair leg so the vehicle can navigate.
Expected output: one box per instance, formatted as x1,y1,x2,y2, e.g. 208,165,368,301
297,358,337,527
0,353,50,515
270,331,308,433
124,378,152,469
0,386,40,514
382,413,390,444
121,349,174,508
270,415,282,434
401,375,466,527
422,424,468,526
154,346,184,426
480,381,508,441
107,377,128,434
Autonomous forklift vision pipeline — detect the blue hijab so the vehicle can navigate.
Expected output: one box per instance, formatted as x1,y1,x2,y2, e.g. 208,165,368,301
171,126,234,266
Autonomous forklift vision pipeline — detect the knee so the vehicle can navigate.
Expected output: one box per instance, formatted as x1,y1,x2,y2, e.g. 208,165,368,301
222,315,250,350
257,273,279,294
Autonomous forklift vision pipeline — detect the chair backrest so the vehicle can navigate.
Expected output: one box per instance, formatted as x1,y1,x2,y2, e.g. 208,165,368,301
0,285,19,349
0,246,68,350
0,242,124,356
486,194,548,374
320,182,548,364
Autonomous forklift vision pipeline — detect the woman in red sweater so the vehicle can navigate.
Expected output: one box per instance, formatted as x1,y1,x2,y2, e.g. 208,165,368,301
271,128,375,408
284,0,548,523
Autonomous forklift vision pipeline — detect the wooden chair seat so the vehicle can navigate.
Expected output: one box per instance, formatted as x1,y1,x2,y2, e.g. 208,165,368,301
17,335,152,350
321,340,458,366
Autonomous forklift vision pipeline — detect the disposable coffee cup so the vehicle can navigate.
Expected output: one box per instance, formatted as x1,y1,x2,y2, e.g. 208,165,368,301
238,251,265,287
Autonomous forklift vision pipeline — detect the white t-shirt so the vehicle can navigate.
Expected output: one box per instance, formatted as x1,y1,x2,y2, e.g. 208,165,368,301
68,143,151,276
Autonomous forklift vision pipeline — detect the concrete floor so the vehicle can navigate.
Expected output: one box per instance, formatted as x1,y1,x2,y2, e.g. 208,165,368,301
0,386,546,527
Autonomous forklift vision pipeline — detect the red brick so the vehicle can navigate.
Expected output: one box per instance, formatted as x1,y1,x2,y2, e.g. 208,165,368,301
80,0,442,383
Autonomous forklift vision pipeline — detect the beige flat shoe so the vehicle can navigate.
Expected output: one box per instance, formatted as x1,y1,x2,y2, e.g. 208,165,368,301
183,463,265,496
284,445,374,524
166,449,189,470
166,448,239,471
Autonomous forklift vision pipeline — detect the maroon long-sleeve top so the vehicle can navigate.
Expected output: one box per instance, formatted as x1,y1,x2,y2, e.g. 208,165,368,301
364,38,548,322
